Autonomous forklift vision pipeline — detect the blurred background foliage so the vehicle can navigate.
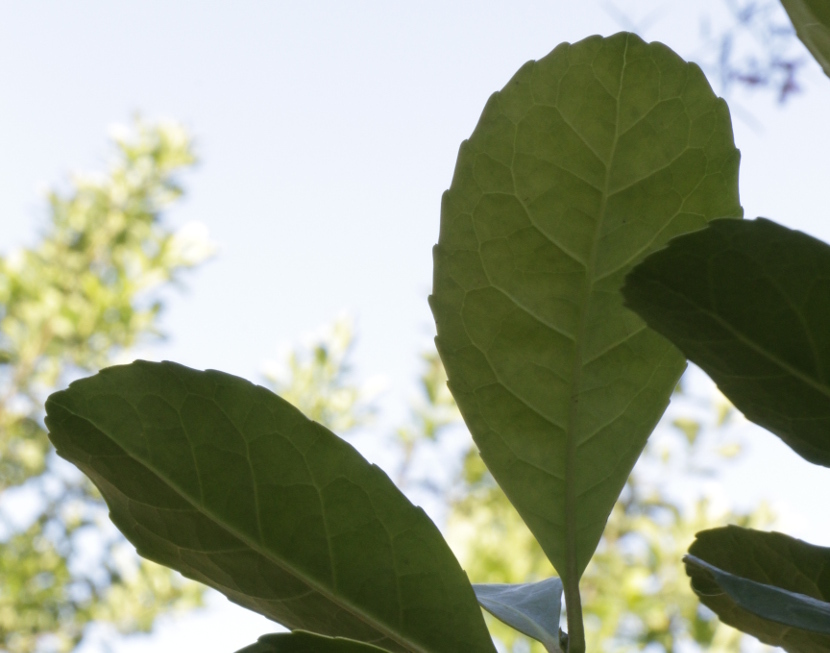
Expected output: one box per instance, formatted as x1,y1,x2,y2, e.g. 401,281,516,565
0,120,213,652
261,315,379,435
0,2,807,651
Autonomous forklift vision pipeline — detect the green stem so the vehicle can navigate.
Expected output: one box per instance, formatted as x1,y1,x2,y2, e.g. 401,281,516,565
564,579,585,653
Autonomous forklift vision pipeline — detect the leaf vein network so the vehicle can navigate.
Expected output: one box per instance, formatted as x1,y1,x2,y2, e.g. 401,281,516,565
581,324,646,365
466,206,580,344
471,357,567,433
593,207,703,285
211,397,266,546
607,145,690,197
174,390,207,505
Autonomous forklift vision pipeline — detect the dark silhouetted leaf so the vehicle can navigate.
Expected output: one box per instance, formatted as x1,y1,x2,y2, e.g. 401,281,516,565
685,525,830,652
473,578,564,652
430,31,741,594
45,361,496,653
781,0,830,78
623,218,830,466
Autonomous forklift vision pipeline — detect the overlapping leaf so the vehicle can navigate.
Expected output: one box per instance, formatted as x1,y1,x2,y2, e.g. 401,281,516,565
685,526,830,652
235,631,390,653
473,578,564,652
430,31,742,588
781,0,830,78
623,218,830,466
44,361,496,653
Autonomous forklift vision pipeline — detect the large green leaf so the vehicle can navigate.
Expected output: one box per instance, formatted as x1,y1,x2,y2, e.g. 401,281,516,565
473,578,564,652
684,526,830,652
235,632,390,653
623,218,830,466
430,31,741,588
781,0,830,78
44,361,496,653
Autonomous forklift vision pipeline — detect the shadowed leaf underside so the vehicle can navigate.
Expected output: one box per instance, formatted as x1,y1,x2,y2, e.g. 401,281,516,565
685,526,830,652
473,578,564,652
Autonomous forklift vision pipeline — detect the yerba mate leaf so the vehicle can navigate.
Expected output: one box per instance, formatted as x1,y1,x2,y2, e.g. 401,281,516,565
430,31,741,587
45,361,496,653
473,578,564,652
235,631,390,653
685,526,830,652
623,218,830,466
781,0,830,78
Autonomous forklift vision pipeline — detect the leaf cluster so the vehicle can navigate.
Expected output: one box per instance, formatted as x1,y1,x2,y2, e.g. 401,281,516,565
38,3,830,652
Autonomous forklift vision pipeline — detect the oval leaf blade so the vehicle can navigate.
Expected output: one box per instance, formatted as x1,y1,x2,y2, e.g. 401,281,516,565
473,578,564,653
430,31,742,586
685,526,830,651
235,631,391,653
44,360,496,653
623,218,830,466
781,0,830,78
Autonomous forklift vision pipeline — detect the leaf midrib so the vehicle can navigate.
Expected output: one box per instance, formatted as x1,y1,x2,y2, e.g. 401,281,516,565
561,35,629,585
61,399,435,653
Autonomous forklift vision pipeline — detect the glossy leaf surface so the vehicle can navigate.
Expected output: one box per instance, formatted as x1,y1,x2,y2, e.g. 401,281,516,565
473,578,564,652
45,361,496,653
235,631,390,653
685,526,830,651
623,218,830,466
430,31,741,586
781,0,830,78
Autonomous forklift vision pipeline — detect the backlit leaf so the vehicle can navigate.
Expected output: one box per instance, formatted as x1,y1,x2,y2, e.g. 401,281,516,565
623,218,830,466
45,361,496,653
430,31,741,589
685,526,830,652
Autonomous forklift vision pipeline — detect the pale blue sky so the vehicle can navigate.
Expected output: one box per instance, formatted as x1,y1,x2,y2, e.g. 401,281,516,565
2,1,830,651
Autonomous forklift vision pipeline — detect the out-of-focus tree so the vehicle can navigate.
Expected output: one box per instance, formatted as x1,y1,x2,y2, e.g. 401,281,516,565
0,120,214,653
261,315,377,434
702,0,806,102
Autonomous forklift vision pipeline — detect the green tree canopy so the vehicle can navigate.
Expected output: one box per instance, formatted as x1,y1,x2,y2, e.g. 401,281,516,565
0,120,213,653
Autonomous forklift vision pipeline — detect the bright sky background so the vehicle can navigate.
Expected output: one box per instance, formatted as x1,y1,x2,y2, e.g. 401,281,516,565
2,1,830,651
